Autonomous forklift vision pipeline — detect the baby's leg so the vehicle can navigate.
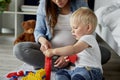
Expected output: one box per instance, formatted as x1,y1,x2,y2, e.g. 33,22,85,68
55,69,71,80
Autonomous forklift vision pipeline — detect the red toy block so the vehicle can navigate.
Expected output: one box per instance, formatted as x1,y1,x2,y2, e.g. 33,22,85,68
6,72,17,78
17,70,24,76
68,54,77,64
44,57,52,80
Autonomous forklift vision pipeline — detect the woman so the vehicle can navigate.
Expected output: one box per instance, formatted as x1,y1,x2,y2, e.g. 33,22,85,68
13,0,88,70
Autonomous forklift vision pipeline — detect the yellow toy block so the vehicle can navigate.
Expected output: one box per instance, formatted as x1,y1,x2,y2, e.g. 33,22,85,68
22,69,46,80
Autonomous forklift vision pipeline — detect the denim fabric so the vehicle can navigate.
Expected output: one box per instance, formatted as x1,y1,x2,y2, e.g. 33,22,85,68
34,0,88,42
55,67,103,80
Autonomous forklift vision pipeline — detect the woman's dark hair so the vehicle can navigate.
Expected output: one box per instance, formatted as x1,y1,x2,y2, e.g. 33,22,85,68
45,0,58,28
45,0,95,28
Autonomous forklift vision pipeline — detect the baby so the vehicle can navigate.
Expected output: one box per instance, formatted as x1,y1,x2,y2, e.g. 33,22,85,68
43,7,103,80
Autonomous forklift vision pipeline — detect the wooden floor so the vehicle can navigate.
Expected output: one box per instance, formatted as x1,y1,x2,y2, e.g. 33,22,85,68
0,34,23,77
0,34,120,80
103,53,120,80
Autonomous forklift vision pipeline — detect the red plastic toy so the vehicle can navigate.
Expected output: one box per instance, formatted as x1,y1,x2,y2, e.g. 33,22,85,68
44,55,77,80
6,72,17,78
16,70,24,76
6,70,24,78
44,57,52,80
68,54,77,64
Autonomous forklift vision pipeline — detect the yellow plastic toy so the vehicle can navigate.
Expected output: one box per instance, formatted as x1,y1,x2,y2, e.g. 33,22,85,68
22,69,46,80
22,57,52,80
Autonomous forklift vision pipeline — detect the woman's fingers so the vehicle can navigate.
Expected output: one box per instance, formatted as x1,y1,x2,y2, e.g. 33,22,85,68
54,56,69,68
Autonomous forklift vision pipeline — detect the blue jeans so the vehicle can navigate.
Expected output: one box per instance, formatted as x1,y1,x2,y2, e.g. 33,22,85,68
55,67,103,80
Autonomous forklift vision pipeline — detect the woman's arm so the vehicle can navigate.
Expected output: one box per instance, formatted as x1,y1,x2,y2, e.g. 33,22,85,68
34,0,47,43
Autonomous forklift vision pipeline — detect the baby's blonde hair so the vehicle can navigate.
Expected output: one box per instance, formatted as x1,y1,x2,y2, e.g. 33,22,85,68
70,7,97,33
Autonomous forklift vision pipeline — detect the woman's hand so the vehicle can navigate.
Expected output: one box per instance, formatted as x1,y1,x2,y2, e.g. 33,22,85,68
39,37,52,52
54,56,70,68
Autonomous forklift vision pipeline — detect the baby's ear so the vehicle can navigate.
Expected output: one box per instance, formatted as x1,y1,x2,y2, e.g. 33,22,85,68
87,24,93,33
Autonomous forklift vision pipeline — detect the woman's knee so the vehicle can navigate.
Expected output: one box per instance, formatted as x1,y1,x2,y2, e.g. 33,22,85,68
13,42,25,59
99,45,111,64
13,42,35,56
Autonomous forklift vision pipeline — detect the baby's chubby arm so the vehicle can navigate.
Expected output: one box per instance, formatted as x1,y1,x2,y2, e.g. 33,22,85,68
43,41,89,57
43,49,55,57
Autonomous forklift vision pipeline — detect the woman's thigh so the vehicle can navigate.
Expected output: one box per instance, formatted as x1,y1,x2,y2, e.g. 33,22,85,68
13,42,45,68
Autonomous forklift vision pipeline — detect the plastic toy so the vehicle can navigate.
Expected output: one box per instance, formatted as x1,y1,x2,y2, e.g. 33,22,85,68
17,70,24,76
68,55,77,64
9,76,18,80
44,57,52,80
21,69,46,80
24,71,34,76
6,72,17,78
6,57,52,80
6,70,35,80
6,70,24,78
21,57,52,80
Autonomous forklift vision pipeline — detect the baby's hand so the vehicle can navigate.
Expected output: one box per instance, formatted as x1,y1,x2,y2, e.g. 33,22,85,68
43,49,54,57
